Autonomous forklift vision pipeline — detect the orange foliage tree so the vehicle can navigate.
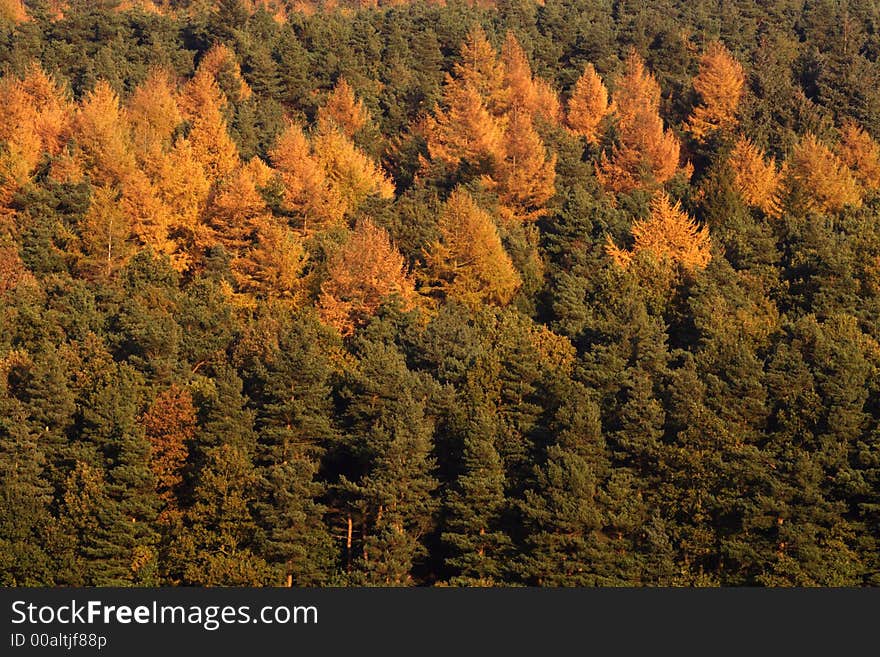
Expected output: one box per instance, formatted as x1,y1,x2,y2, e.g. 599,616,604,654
177,71,240,182
311,126,395,212
424,82,506,171
75,80,137,187
687,41,746,142
838,120,880,193
319,218,416,335
142,385,197,512
500,31,561,124
566,63,610,144
451,25,508,115
79,185,136,278
316,78,372,138
196,43,253,104
488,109,557,224
597,51,684,194
789,132,862,213
269,122,345,230
0,65,73,210
728,136,785,216
606,192,711,272
424,188,521,306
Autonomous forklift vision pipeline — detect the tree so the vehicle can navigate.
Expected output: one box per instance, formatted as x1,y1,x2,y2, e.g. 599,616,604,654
838,120,880,193
500,31,561,124
566,63,610,145
79,185,135,278
488,108,557,224
687,41,746,142
606,192,712,273
789,133,862,214
311,127,395,213
195,43,252,105
424,83,506,174
316,78,371,138
74,80,135,187
141,385,196,513
178,71,240,183
127,68,182,178
442,403,510,585
269,122,345,230
451,25,508,116
728,136,785,216
597,51,684,193
319,218,416,336
425,188,521,306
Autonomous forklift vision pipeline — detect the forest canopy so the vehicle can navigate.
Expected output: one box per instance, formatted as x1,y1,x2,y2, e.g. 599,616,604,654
3,0,880,587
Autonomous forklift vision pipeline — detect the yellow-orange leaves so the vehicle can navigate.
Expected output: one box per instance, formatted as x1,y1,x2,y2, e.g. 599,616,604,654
489,109,556,223
728,137,784,216
597,51,684,194
425,81,506,171
311,127,395,211
270,122,345,230
789,133,862,213
319,218,416,335
178,71,239,182
606,192,711,272
687,41,745,142
838,121,880,193
501,31,561,124
425,188,521,307
195,43,252,104
75,81,136,187
317,78,371,138
453,25,508,116
566,63,610,144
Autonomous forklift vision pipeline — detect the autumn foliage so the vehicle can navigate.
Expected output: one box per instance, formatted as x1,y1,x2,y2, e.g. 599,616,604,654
319,218,416,335
606,192,711,272
789,133,863,213
597,51,684,194
566,63,610,144
838,121,880,193
316,78,372,138
425,188,521,306
729,136,785,216
687,41,746,142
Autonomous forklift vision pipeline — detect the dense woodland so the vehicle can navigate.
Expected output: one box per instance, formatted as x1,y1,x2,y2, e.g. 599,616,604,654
3,0,880,586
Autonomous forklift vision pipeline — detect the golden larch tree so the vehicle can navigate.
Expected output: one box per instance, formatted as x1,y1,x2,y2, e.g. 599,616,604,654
566,63,610,144
728,136,784,216
606,192,711,272
319,218,416,336
269,122,346,230
235,217,308,301
79,185,136,278
205,164,269,252
0,0,27,25
687,41,746,142
838,120,880,193
316,78,372,138
177,71,240,182
195,43,252,104
488,109,557,224
142,384,197,512
424,83,506,171
452,25,508,116
501,31,561,124
128,68,182,178
311,126,395,213
74,80,137,187
789,132,863,213
597,50,684,194
157,139,211,247
424,188,521,307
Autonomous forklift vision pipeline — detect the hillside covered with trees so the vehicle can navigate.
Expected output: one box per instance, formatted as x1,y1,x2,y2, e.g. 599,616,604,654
3,0,880,586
